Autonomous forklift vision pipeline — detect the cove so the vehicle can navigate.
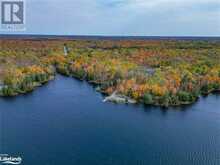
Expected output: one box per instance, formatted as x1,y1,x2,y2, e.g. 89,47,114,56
0,75,220,165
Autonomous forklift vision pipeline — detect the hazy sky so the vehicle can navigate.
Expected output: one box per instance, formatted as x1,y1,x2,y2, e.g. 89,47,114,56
2,0,220,36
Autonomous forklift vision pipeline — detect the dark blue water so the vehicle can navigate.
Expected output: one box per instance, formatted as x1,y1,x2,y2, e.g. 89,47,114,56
1,34,220,41
0,75,220,165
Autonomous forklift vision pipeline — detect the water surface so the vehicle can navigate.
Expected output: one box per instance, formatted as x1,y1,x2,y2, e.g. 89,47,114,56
0,75,220,165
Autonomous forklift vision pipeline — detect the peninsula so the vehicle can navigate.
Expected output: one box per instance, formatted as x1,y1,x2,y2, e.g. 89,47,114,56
0,37,220,107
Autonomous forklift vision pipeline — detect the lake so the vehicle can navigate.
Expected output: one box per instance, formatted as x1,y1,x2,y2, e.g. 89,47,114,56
0,75,220,165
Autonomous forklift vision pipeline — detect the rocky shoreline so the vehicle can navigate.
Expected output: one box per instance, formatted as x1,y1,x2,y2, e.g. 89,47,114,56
1,72,220,107
103,91,137,104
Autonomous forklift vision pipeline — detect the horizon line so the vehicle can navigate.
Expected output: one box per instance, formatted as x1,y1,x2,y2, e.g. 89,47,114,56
0,34,220,38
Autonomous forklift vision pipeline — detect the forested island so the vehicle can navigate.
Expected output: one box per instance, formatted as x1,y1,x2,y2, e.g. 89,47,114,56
0,38,220,107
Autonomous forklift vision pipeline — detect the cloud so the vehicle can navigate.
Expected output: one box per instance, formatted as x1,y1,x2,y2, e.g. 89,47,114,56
2,0,220,36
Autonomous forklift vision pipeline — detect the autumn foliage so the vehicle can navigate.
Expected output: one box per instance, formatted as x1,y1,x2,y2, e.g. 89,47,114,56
0,39,220,106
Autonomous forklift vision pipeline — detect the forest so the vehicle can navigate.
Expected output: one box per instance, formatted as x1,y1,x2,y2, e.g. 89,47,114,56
0,38,220,107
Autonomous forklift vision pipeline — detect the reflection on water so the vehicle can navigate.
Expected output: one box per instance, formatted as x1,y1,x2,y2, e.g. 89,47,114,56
0,75,220,165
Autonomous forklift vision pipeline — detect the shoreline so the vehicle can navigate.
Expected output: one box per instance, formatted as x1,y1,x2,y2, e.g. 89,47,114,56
0,39,219,108
1,72,219,108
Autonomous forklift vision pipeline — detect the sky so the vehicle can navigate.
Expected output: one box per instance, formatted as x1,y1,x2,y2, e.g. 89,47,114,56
1,0,220,36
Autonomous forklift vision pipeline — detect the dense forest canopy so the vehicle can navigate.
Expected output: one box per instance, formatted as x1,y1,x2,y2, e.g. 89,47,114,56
0,39,220,107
